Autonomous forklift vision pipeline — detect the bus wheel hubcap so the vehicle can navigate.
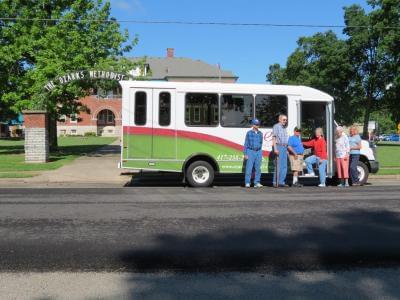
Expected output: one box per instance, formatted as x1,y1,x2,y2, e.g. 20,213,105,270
192,166,209,184
357,166,365,181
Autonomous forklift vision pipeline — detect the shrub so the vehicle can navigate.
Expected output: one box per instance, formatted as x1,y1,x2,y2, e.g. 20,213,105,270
84,132,97,137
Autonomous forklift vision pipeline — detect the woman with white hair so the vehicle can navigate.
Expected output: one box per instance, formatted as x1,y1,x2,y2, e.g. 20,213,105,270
335,126,350,187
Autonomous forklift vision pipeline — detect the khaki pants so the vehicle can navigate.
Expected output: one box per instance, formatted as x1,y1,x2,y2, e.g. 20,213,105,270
289,154,304,172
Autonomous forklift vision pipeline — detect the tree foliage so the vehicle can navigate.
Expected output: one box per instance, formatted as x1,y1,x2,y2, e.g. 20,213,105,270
267,0,400,136
267,31,356,125
368,0,400,124
0,0,139,121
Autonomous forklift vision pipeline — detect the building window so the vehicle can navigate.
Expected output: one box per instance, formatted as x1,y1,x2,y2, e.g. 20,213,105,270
97,109,115,125
95,87,121,99
159,92,171,126
194,106,201,123
71,129,77,135
220,94,253,128
185,107,190,123
59,115,66,123
214,106,219,123
70,113,78,123
255,95,288,128
135,91,147,126
185,93,218,126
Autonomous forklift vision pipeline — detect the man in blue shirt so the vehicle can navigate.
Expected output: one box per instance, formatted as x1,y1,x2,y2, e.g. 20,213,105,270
288,127,305,187
244,119,263,188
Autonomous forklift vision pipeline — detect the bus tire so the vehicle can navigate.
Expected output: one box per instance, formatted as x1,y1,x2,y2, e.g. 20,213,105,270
186,160,214,187
357,161,369,185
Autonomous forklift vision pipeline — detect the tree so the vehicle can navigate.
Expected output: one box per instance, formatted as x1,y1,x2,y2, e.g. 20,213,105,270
0,0,140,147
267,31,356,125
368,0,400,125
267,0,399,137
343,4,388,138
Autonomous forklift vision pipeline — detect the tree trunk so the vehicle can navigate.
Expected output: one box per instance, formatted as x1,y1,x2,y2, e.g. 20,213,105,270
362,98,372,140
48,114,58,151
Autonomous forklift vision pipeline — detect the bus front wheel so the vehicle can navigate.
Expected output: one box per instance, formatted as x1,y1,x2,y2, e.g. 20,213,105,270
186,160,215,187
357,161,369,186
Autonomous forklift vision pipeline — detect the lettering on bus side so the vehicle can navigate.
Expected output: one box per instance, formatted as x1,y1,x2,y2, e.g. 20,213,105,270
216,154,244,161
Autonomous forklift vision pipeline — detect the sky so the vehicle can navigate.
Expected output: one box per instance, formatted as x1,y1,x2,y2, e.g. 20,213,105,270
108,0,370,83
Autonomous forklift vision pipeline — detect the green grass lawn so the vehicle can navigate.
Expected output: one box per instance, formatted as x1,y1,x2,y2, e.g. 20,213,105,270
0,136,117,178
376,142,400,175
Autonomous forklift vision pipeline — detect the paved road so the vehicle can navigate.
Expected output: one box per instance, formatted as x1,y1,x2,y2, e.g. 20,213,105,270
1,185,400,273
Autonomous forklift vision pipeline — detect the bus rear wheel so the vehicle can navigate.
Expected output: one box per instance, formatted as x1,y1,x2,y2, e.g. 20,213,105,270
186,160,215,187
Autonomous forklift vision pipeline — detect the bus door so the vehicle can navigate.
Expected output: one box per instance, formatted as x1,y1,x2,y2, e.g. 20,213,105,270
300,101,334,176
128,88,153,158
151,89,176,159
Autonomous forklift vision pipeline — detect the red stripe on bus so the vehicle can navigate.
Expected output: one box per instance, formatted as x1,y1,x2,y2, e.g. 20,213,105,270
123,126,269,156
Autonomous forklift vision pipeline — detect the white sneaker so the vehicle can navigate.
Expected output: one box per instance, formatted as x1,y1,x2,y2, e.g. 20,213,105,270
245,184,250,188
254,183,263,188
304,173,316,177
318,183,326,187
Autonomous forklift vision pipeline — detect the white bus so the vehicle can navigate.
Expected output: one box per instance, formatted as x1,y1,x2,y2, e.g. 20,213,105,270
119,81,379,187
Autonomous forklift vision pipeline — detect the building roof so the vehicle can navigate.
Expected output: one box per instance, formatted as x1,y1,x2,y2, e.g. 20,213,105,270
130,57,238,81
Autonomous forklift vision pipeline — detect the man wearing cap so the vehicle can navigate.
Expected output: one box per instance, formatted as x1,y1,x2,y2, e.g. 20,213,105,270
288,127,305,187
243,119,263,188
272,114,289,187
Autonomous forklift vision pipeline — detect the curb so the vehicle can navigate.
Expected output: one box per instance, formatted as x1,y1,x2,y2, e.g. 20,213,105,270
370,175,400,180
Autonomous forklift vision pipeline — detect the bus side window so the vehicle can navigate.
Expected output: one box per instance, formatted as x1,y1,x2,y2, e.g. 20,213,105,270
135,91,147,126
255,95,287,128
159,92,171,126
185,93,219,126
220,94,253,128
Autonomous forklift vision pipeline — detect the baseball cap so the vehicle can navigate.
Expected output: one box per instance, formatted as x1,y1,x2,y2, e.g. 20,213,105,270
251,119,260,126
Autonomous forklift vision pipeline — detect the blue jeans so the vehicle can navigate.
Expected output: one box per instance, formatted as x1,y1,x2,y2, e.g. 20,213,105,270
350,154,360,183
273,145,288,185
305,155,327,185
245,150,262,185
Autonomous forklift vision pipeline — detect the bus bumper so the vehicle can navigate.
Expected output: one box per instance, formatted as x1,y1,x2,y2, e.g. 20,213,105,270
369,160,379,174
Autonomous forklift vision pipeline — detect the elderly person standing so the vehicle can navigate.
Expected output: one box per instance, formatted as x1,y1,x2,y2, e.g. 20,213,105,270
335,126,350,187
303,128,328,187
288,127,305,187
244,119,263,188
272,114,289,187
348,126,362,186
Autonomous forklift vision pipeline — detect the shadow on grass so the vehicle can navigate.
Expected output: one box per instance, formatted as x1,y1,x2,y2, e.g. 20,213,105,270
0,142,118,157
56,144,120,156
377,143,400,147
0,145,25,155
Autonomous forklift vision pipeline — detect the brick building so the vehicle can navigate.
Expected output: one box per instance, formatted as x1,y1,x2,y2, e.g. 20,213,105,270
57,48,238,137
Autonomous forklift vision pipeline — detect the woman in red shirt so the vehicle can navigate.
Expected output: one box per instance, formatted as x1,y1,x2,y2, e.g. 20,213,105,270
302,127,328,187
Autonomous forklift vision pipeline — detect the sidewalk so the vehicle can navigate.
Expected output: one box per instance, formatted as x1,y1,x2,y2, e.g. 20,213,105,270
0,140,131,188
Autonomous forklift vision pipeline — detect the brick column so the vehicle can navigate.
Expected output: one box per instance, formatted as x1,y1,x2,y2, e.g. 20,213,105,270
23,111,49,163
